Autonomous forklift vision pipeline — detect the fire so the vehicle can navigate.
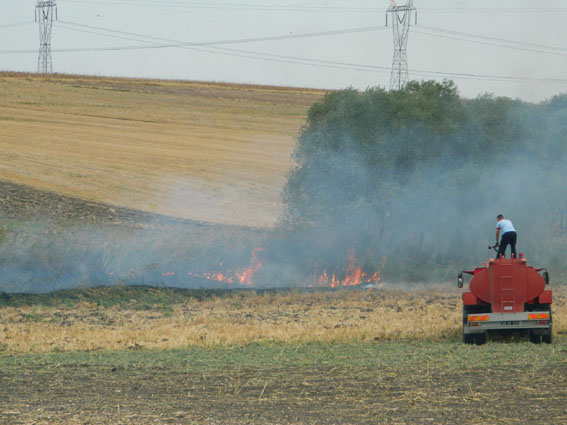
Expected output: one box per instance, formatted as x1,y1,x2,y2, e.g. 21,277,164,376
186,247,263,286
235,247,263,286
187,271,233,284
312,249,382,288
161,246,381,290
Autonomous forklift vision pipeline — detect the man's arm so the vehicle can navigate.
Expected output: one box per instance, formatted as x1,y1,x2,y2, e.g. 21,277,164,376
495,228,500,245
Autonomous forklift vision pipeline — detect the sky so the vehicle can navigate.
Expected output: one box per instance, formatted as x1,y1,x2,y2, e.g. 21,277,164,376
1,0,567,101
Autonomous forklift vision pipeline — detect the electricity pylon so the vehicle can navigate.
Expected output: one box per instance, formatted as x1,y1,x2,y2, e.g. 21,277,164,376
35,1,57,73
386,0,416,90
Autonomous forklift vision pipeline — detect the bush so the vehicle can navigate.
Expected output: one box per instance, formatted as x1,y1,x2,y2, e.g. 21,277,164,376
282,81,567,281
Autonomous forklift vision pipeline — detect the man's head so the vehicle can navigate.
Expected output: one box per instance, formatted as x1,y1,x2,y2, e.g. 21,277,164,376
497,214,504,221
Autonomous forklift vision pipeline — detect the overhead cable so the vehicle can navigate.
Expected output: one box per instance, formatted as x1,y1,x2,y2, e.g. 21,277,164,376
419,25,567,53
413,29,567,58
50,20,567,85
0,23,387,54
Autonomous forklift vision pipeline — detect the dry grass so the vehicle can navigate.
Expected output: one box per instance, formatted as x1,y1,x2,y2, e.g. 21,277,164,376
1,286,565,353
0,73,325,227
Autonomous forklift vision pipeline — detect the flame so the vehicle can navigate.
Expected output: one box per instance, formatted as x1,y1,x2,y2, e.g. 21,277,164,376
187,271,234,284
161,247,382,290
185,247,263,286
312,249,383,289
235,247,263,286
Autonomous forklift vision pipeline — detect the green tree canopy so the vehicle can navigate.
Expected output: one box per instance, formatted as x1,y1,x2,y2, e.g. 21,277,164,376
282,81,567,281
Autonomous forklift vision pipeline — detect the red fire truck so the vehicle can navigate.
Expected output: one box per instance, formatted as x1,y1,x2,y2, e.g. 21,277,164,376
458,254,552,345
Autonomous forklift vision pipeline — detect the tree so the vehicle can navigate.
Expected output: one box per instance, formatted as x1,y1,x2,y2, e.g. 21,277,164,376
282,81,567,281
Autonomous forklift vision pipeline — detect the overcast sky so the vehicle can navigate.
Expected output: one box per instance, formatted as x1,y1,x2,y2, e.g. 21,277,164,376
2,0,567,101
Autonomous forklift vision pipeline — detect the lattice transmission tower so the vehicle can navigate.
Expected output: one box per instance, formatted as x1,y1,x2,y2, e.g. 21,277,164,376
35,0,57,73
386,0,416,90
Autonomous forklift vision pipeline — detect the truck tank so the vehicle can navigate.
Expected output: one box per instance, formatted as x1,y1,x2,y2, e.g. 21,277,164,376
458,256,552,345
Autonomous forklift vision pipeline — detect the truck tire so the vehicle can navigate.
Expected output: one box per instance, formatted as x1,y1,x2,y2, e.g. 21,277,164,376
529,331,543,344
542,320,553,344
463,333,475,344
474,332,486,345
462,305,489,345
529,328,552,344
529,305,552,344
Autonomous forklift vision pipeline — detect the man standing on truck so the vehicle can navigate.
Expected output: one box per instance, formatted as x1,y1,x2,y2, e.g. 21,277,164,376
495,214,517,259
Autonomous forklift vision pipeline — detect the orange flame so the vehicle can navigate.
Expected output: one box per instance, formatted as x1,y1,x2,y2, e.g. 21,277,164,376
186,247,263,286
235,247,263,286
165,247,382,290
312,249,382,289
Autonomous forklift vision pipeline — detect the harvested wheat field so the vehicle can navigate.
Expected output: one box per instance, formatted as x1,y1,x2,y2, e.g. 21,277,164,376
1,286,567,425
0,288,462,353
1,286,567,353
0,73,324,227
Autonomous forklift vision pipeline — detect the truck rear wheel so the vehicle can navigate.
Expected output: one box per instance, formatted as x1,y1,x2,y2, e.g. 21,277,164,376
464,332,486,345
529,305,552,344
463,333,475,344
529,332,543,344
463,305,489,345
474,332,486,345
529,328,552,344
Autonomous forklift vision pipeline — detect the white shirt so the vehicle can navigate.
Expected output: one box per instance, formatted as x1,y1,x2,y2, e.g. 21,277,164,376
496,219,516,235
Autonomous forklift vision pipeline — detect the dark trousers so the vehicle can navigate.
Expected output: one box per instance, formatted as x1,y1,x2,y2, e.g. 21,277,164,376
497,231,517,259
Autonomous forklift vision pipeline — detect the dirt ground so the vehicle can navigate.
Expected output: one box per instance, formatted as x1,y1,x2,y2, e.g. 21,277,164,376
1,341,567,425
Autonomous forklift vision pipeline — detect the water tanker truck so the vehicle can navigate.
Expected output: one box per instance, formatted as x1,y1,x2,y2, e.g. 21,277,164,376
458,253,552,345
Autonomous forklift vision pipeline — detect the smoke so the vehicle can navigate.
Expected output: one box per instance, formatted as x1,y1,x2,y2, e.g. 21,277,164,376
0,215,266,293
276,83,567,283
2,81,567,292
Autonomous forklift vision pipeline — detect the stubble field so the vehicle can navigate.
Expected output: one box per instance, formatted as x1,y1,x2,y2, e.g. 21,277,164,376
0,73,323,227
1,287,567,425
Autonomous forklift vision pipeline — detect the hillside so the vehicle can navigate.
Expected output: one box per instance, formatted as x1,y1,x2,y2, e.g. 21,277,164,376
0,73,324,227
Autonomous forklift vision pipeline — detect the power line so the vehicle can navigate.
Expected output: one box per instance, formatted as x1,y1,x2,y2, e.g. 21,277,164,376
0,23,387,54
413,28,567,58
46,17,567,59
53,22,391,74
59,20,387,45
419,8,567,14
0,21,35,29
4,15,566,86
419,25,567,53
48,20,567,85
56,1,567,14
59,0,388,13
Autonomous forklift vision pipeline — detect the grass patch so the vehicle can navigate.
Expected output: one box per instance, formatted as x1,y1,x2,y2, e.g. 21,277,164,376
2,339,565,370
